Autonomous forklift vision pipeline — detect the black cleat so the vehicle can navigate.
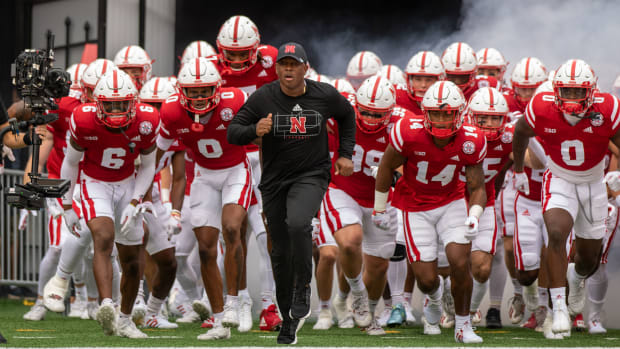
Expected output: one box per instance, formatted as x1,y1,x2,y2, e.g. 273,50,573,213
486,307,502,329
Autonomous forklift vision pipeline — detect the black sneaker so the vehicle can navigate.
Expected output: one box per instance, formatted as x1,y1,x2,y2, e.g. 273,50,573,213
277,319,297,345
289,284,311,320
486,307,502,329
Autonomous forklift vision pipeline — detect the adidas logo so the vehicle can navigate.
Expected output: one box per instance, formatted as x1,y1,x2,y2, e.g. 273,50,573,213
522,209,530,216
257,69,268,77
293,104,302,112
451,155,460,161
494,145,503,151
216,124,226,131
259,317,267,328
377,137,386,143
583,126,593,133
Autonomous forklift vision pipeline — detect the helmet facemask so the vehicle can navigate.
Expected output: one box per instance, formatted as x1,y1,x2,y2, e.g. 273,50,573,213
472,113,506,141
96,96,136,129
554,85,592,115
356,105,392,134
424,108,463,139
179,84,220,114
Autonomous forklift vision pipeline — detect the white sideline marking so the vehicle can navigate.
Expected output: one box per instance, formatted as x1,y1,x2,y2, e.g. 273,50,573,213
3,347,617,349
13,336,56,339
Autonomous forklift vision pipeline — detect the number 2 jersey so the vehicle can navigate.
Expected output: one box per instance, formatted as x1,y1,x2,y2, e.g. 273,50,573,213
390,118,487,212
69,103,160,181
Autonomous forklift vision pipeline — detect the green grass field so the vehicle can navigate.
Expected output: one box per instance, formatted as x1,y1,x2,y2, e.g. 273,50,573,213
1,299,620,347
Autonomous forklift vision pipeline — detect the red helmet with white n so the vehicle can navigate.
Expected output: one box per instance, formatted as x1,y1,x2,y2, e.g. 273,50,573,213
181,40,217,67
355,76,395,133
405,51,446,101
66,63,87,97
93,69,138,129
467,87,508,141
216,15,260,74
553,59,597,115
139,77,177,109
177,57,221,114
476,48,507,80
331,78,355,94
113,45,152,90
441,42,477,92
377,65,406,86
81,59,116,103
346,51,383,90
510,57,547,105
421,81,466,138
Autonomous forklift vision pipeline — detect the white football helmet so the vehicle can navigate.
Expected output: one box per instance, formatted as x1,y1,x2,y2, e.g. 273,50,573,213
535,80,554,95
66,63,88,91
181,40,217,66
309,74,333,84
331,78,356,94
93,69,138,129
510,57,547,106
305,66,318,80
377,64,406,86
548,69,557,82
421,81,466,138
405,51,446,101
81,59,116,103
139,77,177,108
346,51,383,90
441,42,477,91
553,59,597,115
177,57,221,114
216,15,260,74
355,76,395,133
476,48,507,80
467,87,508,141
113,45,152,90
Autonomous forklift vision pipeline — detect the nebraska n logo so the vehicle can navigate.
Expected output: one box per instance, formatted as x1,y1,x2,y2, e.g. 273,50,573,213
285,45,296,53
289,116,307,133
273,104,322,138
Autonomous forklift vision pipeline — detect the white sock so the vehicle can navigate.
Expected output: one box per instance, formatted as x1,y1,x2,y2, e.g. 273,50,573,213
227,295,239,305
587,265,607,321
387,259,407,301
261,291,274,309
549,287,566,310
101,297,114,307
428,277,443,303
488,247,507,309
455,314,470,329
345,272,365,294
538,287,549,309
111,256,121,305
443,276,452,295
404,292,412,304
75,284,87,302
175,256,200,301
470,280,487,313
146,296,165,317
319,300,330,310
38,247,61,296
511,278,523,295
369,298,379,316
137,280,145,300
337,290,348,301
239,289,250,299
256,232,276,302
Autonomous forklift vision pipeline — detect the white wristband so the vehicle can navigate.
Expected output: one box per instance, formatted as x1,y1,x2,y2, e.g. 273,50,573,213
374,190,389,212
160,188,170,203
469,204,484,220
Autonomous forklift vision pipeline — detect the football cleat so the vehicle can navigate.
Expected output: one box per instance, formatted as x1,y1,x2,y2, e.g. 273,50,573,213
238,294,253,332
43,275,69,313
455,320,483,343
508,294,525,324
312,308,333,330
144,314,179,329
23,302,46,321
117,316,148,338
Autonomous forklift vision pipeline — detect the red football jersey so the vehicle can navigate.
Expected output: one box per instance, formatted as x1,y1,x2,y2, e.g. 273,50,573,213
185,150,195,196
331,107,414,208
390,118,487,211
394,84,424,116
462,76,500,100
159,87,248,170
503,90,526,121
47,96,81,177
69,103,160,182
525,92,620,182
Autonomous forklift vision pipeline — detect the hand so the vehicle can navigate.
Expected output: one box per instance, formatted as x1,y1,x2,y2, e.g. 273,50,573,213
464,216,479,241
514,171,530,196
120,203,139,237
370,166,378,179
606,203,616,227
311,217,321,241
256,113,273,137
63,209,81,237
605,171,620,192
334,157,353,176
19,209,29,232
46,198,64,218
166,209,182,239
372,210,390,230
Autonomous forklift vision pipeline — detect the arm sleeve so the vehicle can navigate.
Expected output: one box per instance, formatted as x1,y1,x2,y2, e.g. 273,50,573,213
331,91,356,159
227,93,262,146
60,142,82,205
132,151,156,201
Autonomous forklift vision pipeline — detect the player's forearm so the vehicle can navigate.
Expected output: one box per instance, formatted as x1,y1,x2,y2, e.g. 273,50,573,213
60,146,82,205
468,186,487,210
170,153,186,211
513,118,534,172
132,151,156,201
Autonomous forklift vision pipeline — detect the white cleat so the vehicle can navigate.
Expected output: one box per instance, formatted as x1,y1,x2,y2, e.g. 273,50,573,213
551,301,571,334
365,316,385,336
96,303,117,336
423,295,442,326
117,316,148,338
589,318,607,334
471,309,482,325
542,312,563,339
238,294,253,332
566,263,586,316
23,302,46,321
144,314,179,329
332,295,354,328
221,298,240,328
43,275,69,313
377,307,391,327
197,324,231,340
423,317,441,335
403,300,416,326
192,299,212,322
351,291,372,328
68,298,87,318
508,294,525,324
131,297,147,326
176,309,201,323
313,308,334,330
440,311,455,328
455,320,483,343
523,281,539,313
85,301,98,320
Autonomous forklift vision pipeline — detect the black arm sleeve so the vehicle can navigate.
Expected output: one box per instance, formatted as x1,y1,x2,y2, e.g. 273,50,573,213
331,91,356,159
227,94,261,146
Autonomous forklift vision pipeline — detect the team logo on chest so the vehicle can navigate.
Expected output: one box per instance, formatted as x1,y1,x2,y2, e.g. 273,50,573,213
220,108,234,122
462,140,476,155
590,113,603,127
139,121,153,136
501,132,513,144
261,56,274,69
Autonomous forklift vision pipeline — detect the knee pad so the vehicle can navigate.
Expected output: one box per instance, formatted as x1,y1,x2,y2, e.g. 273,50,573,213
390,243,406,262
521,252,540,269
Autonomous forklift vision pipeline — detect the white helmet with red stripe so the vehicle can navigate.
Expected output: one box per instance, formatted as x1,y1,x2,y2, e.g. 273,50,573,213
177,57,221,114
216,15,260,74
377,64,406,86
93,69,138,129
113,45,152,90
181,40,217,66
66,63,87,98
346,51,383,90
331,78,355,94
422,80,466,138
81,59,116,103
139,77,177,106
405,51,446,101
467,87,508,141
510,57,547,106
553,59,597,115
355,76,395,133
476,48,507,80
305,66,318,80
441,42,477,91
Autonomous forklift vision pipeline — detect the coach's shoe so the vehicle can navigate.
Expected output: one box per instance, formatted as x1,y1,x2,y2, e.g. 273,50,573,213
192,298,212,322
589,316,607,334
551,300,571,334
145,314,179,329
277,319,296,345
198,319,231,340
351,291,372,327
508,294,525,324
238,293,253,332
485,307,502,329
542,312,563,339
290,284,312,320
312,308,333,330
259,304,282,331
567,263,586,316
43,275,69,313
117,316,148,338
387,303,406,327
423,317,441,335
332,294,354,328
365,316,386,336
23,301,46,321
222,297,240,328
96,303,117,336
403,300,416,326
572,313,586,332
131,297,147,326
455,320,483,343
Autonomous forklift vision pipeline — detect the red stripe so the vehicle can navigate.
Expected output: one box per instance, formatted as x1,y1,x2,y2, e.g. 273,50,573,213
456,43,462,68
386,65,392,80
489,88,495,108
236,158,252,209
524,58,530,81
102,60,108,75
483,48,489,63
233,16,240,43
197,42,202,57
124,46,131,63
153,78,160,97
403,211,420,262
112,70,118,93
55,216,62,246
48,216,54,246
513,193,524,270
437,82,445,104
542,170,552,212
318,220,327,245
81,180,97,221
358,52,365,73
500,190,508,237
420,52,427,72
370,77,381,103
195,59,201,80
570,60,577,80
324,189,343,231
322,200,337,235
74,64,82,82
490,208,497,255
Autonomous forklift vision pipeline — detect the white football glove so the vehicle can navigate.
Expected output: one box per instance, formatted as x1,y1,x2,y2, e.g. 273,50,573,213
605,171,620,192
166,209,182,239
372,210,390,230
514,171,530,196
0,145,15,175
46,198,64,218
63,209,81,237
163,201,172,215
120,201,154,237
18,209,30,232
464,215,479,241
